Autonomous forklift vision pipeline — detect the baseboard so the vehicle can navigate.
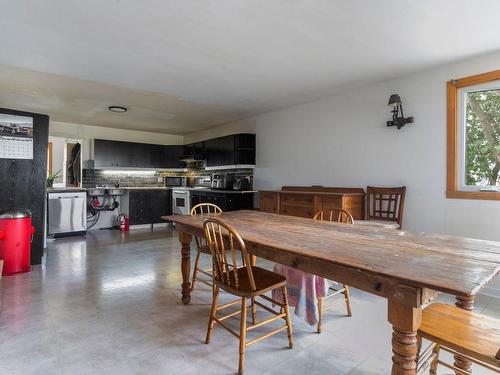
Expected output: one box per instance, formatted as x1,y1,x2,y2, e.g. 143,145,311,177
480,285,500,299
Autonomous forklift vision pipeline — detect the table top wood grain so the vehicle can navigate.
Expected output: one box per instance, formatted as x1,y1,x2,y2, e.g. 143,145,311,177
162,210,500,297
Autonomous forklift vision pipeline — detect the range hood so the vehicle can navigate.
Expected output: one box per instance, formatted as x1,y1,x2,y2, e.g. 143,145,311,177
179,142,205,162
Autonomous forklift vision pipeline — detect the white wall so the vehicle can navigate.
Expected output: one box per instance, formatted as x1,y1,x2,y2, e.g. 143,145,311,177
48,136,65,184
253,51,500,296
49,121,183,161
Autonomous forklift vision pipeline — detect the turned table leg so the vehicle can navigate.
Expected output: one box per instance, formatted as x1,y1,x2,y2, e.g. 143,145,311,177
454,295,474,374
179,231,193,305
388,300,422,375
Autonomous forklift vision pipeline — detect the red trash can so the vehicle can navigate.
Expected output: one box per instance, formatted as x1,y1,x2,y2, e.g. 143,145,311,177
0,210,35,276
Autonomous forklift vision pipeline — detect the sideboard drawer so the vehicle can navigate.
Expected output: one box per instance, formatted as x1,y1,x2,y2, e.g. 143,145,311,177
280,193,314,206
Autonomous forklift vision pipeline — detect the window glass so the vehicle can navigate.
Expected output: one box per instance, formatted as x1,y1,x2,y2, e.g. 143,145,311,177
461,84,500,188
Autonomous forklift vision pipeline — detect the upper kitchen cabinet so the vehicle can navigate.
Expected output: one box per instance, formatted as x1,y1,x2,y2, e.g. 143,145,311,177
93,139,186,169
163,145,186,168
205,133,255,169
94,139,134,168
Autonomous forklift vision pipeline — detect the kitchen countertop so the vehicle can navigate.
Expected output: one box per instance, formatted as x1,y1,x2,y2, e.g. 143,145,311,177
47,187,87,193
115,187,169,190
49,187,257,193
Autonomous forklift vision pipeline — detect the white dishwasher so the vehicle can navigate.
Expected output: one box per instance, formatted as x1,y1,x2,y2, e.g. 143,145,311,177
48,191,87,235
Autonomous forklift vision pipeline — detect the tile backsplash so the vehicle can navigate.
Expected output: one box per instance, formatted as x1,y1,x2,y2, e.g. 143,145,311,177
82,168,254,188
82,170,164,188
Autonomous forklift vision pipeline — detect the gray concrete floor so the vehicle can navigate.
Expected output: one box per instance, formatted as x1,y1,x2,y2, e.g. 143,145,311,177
0,227,498,374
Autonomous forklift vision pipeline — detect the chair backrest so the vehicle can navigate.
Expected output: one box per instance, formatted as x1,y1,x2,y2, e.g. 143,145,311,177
203,217,256,292
190,203,223,215
366,186,406,227
191,203,223,250
313,208,354,224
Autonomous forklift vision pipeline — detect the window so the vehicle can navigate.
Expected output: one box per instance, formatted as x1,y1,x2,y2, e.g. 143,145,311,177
447,70,500,200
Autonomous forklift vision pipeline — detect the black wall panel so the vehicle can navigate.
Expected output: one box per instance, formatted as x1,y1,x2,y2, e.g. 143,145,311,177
0,108,49,265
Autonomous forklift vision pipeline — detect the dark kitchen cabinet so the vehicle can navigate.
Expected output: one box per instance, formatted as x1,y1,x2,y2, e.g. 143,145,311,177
164,145,186,168
205,134,255,167
129,189,171,225
94,139,186,169
114,141,134,167
190,191,254,212
95,139,149,168
94,139,120,168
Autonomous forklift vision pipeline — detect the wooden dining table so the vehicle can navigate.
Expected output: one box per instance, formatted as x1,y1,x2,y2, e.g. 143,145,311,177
162,210,500,375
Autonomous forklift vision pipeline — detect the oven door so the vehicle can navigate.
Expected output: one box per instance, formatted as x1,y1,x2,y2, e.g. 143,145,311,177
172,190,189,215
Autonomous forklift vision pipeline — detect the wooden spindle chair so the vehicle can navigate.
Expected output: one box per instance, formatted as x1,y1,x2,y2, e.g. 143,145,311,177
190,203,222,292
203,217,293,375
366,186,406,229
416,303,500,374
313,209,354,333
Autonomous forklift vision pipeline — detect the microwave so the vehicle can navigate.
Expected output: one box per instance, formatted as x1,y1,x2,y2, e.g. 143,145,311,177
165,176,187,187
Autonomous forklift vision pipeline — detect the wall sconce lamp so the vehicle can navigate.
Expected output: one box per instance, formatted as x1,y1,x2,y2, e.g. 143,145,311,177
386,94,414,129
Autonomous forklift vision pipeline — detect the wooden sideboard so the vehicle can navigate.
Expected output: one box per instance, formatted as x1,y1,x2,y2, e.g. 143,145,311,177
259,186,365,219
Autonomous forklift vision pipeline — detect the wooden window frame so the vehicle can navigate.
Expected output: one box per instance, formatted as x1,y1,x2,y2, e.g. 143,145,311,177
446,69,500,200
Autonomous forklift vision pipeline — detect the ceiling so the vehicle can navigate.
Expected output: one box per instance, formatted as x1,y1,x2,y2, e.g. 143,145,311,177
1,0,500,135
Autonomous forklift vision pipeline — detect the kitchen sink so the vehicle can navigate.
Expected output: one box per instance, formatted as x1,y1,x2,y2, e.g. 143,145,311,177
107,189,124,196
87,188,106,197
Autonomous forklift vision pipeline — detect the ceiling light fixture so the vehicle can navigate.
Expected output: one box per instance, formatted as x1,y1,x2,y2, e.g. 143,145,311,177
108,106,128,113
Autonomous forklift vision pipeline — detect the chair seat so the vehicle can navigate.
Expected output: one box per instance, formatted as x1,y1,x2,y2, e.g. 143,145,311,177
418,303,500,368
354,219,400,229
216,266,287,297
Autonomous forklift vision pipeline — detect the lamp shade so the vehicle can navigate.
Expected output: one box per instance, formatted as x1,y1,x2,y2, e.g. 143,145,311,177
387,94,401,106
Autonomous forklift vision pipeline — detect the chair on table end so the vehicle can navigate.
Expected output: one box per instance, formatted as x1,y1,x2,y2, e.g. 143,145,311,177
190,203,222,292
364,186,406,229
416,303,500,375
203,217,293,375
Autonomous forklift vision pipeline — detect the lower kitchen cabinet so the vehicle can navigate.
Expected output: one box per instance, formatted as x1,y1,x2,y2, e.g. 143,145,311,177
129,190,172,225
190,191,254,212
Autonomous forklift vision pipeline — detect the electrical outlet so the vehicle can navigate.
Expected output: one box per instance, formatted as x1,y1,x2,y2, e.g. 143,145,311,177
158,177,163,183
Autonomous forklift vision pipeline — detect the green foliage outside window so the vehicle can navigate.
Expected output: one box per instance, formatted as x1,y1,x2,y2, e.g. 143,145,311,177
465,89,500,186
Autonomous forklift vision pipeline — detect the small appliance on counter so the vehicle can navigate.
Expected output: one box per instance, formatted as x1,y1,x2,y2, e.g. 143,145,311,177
165,176,187,187
233,176,252,191
211,173,235,190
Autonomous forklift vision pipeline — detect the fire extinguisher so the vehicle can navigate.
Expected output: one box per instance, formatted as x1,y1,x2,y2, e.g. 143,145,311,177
118,214,129,232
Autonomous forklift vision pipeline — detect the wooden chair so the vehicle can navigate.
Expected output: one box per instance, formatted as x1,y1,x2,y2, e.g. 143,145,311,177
417,303,500,375
365,186,406,228
313,209,353,333
190,203,222,292
203,217,293,375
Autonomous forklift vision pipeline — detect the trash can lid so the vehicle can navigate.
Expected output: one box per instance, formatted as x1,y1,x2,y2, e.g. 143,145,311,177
0,209,32,219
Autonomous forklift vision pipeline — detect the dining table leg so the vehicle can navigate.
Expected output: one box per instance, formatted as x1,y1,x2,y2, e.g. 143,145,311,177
388,300,422,375
179,231,193,305
453,295,474,374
